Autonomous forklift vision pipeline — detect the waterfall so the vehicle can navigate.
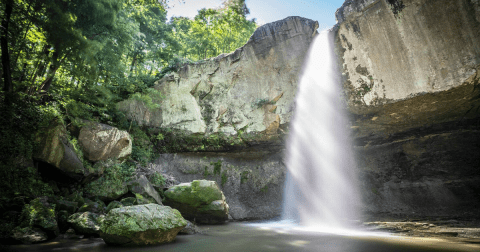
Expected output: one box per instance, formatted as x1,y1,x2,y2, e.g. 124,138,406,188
282,29,361,231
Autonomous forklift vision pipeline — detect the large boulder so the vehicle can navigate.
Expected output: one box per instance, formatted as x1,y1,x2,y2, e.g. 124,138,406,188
78,121,132,162
18,197,58,238
34,120,86,180
100,204,187,246
67,212,105,236
163,180,229,224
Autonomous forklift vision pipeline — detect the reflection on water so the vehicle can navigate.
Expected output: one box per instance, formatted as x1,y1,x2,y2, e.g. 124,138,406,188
5,222,477,252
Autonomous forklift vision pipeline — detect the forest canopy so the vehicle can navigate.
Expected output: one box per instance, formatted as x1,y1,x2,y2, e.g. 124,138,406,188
1,0,256,98
0,0,256,196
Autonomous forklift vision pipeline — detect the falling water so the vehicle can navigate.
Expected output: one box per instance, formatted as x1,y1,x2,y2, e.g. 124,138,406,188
282,29,361,232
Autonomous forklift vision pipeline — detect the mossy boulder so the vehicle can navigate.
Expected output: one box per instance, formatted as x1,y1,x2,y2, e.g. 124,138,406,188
83,164,129,201
18,197,58,238
163,180,229,224
67,212,105,236
100,204,187,246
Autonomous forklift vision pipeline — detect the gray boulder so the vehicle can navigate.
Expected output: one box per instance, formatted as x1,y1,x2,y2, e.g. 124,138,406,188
100,204,187,246
11,227,48,244
67,212,105,236
163,180,229,224
127,174,162,205
78,121,132,162
34,120,86,180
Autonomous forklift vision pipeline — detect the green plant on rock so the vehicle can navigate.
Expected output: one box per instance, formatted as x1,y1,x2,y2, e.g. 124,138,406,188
203,166,211,177
148,173,166,188
221,172,228,187
260,185,268,193
211,160,222,175
84,162,135,199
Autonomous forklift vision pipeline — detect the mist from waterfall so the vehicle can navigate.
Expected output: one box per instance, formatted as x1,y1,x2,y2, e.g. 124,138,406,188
282,29,361,232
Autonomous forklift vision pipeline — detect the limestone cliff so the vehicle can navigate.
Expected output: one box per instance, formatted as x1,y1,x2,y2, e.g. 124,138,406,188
335,0,480,216
119,16,318,140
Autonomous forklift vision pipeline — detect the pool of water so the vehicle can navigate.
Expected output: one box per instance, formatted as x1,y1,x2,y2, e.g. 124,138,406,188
5,222,479,252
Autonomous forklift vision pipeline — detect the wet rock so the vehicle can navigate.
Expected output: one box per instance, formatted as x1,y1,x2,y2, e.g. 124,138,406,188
100,204,187,246
163,180,229,224
178,220,201,235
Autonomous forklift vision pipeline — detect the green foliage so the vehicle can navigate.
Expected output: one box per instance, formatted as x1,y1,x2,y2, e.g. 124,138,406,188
130,126,155,165
0,95,55,198
130,88,164,110
148,173,166,188
260,185,268,193
84,162,135,199
221,172,228,187
211,160,222,175
19,198,57,230
169,0,256,62
240,170,250,184
203,166,211,177
0,0,258,204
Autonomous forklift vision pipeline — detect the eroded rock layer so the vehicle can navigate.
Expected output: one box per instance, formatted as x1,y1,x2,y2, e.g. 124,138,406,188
335,0,480,217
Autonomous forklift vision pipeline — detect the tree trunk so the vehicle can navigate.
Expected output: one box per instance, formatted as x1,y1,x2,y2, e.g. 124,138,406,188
41,50,59,92
1,0,14,93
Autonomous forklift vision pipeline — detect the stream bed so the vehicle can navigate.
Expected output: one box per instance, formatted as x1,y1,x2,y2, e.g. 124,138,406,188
4,222,479,252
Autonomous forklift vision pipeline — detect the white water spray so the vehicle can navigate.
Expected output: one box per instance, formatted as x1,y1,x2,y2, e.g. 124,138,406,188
282,29,361,232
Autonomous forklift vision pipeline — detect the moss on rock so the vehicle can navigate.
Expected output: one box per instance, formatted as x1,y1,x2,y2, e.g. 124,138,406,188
100,204,186,246
163,180,228,224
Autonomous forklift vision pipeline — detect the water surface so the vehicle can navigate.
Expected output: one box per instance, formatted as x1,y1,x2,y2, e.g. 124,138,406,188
6,222,478,252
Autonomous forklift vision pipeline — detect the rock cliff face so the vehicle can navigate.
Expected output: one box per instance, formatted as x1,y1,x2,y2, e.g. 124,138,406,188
118,17,318,220
335,0,480,217
120,16,318,139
